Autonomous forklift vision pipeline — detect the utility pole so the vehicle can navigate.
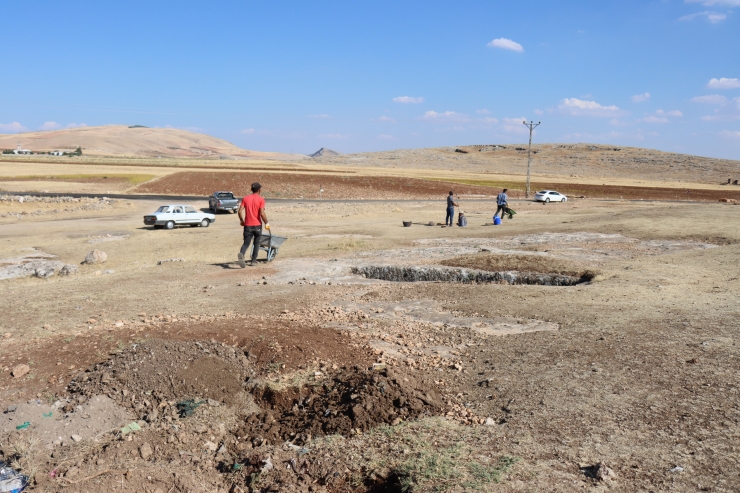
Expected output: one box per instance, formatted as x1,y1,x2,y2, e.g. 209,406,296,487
522,120,540,198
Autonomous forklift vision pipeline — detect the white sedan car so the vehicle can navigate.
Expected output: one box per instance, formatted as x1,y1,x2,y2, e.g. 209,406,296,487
534,190,567,203
144,205,216,229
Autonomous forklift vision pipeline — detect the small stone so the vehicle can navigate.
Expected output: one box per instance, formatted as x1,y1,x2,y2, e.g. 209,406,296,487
139,442,153,460
60,264,78,276
207,398,220,407
594,461,616,481
84,250,107,264
204,440,217,452
12,364,30,378
71,434,83,443
484,417,496,426
43,324,53,330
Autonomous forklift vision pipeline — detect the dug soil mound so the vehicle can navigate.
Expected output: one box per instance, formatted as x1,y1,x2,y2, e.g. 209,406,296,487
441,252,596,281
67,339,251,416
237,367,444,446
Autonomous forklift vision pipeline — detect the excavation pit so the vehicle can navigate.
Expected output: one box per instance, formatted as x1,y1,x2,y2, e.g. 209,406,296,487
352,265,591,286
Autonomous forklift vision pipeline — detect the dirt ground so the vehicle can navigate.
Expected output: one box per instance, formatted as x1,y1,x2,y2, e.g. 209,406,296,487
0,191,739,492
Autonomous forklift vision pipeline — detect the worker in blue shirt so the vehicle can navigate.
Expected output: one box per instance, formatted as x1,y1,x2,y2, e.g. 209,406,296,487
495,189,508,221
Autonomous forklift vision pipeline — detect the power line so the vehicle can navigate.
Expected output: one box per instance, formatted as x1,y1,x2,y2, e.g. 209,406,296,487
522,120,541,198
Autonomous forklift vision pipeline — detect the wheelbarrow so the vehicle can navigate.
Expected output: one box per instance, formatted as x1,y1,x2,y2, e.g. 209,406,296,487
251,229,287,262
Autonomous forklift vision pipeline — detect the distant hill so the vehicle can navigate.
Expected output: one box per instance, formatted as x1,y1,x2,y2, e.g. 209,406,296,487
0,125,299,160
309,147,341,158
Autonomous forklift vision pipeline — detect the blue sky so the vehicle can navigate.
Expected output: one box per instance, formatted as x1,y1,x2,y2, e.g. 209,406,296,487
1,1,739,159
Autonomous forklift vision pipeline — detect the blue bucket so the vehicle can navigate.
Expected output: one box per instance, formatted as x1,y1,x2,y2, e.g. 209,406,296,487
493,216,501,225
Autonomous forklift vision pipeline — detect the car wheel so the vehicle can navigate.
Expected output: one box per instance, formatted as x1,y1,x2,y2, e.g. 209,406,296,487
200,219,210,227
165,221,175,230
545,198,550,203
561,198,566,202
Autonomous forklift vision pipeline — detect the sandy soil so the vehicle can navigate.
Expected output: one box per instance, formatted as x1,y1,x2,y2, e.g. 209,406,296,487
311,144,740,185
0,125,299,160
0,192,739,491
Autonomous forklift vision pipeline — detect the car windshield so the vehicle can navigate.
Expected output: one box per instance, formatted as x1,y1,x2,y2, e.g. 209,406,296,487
156,206,170,212
537,191,547,194
217,193,234,199
185,206,197,213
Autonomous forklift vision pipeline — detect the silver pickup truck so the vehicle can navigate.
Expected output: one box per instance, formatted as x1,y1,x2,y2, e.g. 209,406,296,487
208,191,240,213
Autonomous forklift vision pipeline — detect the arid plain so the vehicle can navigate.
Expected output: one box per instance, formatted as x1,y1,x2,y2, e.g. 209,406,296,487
0,129,739,492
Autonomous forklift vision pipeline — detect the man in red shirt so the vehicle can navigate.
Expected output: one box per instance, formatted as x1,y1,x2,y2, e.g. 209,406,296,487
237,182,269,267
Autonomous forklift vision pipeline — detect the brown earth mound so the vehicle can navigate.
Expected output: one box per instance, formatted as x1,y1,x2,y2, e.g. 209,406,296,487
238,368,443,446
441,252,592,278
67,339,251,415
135,171,497,199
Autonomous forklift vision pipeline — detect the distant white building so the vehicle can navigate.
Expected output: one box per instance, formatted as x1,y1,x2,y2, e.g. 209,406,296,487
50,150,64,156
13,143,31,155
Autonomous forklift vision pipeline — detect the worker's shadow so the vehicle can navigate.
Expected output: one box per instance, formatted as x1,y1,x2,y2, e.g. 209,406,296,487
210,260,266,270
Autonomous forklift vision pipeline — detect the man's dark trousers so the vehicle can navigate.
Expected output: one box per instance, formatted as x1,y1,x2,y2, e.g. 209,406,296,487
240,225,262,263
446,207,455,226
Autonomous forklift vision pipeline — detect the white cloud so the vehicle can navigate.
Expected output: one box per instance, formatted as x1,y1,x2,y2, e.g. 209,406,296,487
558,98,624,117
374,116,396,123
643,116,669,123
691,94,728,104
679,11,727,22
487,38,524,52
631,92,651,103
392,96,424,104
378,134,395,140
39,121,61,131
707,78,740,89
656,109,683,117
476,109,491,114
480,117,499,124
308,114,330,119
66,123,87,128
418,110,470,122
719,130,740,139
500,117,530,135
0,122,28,133
700,97,740,120
240,128,256,135
318,133,349,139
686,0,740,5
534,109,544,115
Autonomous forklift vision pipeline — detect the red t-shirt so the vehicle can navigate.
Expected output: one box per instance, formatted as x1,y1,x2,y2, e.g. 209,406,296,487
241,193,265,226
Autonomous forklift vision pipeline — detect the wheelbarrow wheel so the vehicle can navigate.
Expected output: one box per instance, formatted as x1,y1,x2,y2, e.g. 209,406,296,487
267,248,277,261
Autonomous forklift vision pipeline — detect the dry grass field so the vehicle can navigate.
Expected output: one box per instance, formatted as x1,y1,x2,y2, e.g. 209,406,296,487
0,128,739,491
0,183,738,491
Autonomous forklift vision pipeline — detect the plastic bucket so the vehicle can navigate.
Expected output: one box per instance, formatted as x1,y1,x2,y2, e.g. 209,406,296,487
493,216,501,225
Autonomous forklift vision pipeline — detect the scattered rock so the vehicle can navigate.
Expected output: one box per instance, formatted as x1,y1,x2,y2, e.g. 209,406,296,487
594,461,616,481
157,258,185,265
59,264,79,276
139,442,153,460
484,417,496,426
83,250,107,264
12,364,30,378
71,434,83,443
